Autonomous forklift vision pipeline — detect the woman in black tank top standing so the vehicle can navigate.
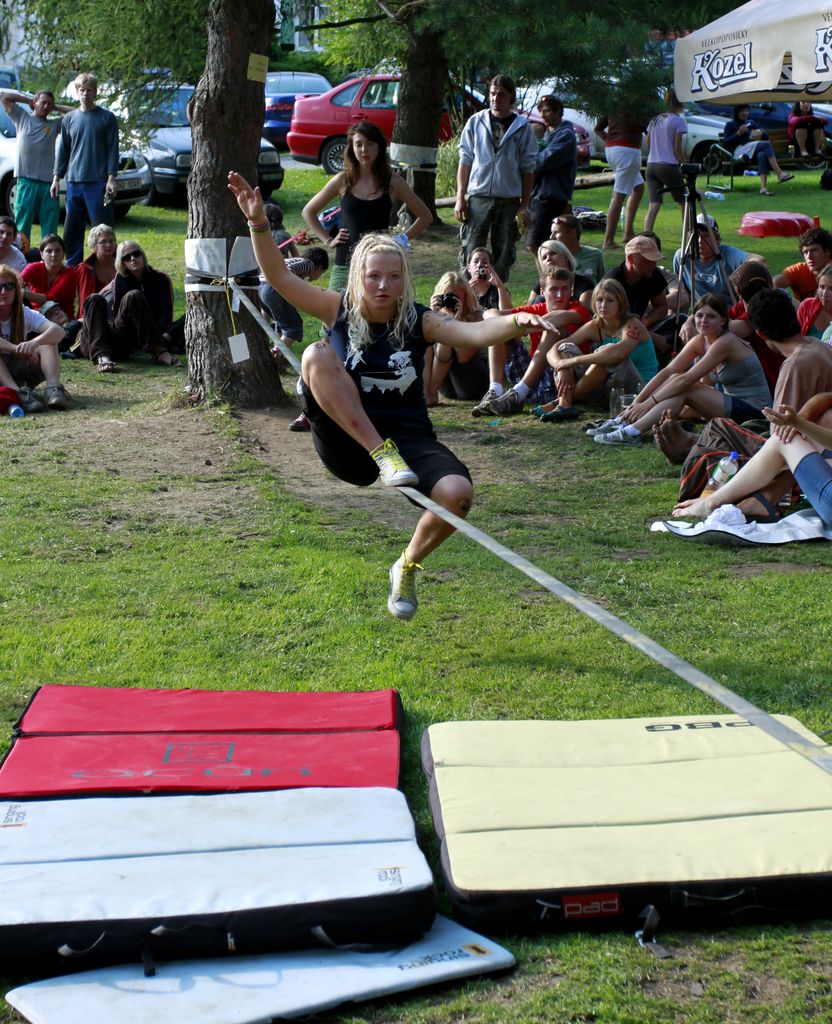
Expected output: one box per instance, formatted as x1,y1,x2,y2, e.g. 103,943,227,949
302,121,431,291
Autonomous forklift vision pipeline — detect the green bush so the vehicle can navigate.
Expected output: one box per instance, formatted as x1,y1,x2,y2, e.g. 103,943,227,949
436,132,460,201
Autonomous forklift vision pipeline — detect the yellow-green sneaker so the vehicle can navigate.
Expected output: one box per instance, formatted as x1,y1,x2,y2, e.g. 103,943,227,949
370,438,418,487
388,551,422,620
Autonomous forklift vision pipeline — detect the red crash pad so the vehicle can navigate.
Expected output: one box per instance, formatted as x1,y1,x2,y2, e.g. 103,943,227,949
0,685,403,797
738,211,820,238
14,684,402,735
0,730,400,797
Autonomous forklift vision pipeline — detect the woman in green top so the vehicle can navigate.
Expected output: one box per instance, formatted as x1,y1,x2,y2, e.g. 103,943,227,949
536,277,656,421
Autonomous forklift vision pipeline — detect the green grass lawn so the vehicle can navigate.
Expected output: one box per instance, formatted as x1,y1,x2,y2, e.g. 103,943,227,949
1,168,832,1022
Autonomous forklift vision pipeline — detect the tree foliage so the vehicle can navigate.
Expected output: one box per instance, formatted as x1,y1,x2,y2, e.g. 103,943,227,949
7,0,210,132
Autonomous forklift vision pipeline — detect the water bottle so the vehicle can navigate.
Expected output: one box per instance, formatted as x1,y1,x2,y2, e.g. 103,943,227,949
703,191,726,201
8,404,23,419
743,169,759,176
701,451,738,497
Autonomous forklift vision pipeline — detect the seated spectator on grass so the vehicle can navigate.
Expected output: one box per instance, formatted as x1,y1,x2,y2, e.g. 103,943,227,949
787,102,829,159
464,246,511,312
259,245,328,353
264,202,300,258
658,289,832,520
673,396,832,525
21,234,78,319
592,293,770,446
424,271,488,407
0,216,27,274
772,228,832,302
480,268,590,416
551,213,606,287
797,262,832,341
536,277,657,421
79,240,181,372
604,235,669,329
77,224,118,307
725,260,784,393
528,239,593,306
0,265,69,411
673,215,764,307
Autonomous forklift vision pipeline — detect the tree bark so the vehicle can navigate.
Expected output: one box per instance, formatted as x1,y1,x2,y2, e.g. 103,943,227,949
391,26,447,222
186,0,286,407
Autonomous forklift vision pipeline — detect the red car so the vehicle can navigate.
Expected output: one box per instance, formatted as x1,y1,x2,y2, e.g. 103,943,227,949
288,74,454,173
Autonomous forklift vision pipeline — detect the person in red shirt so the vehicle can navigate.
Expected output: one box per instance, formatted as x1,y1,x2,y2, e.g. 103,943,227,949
477,267,590,415
21,234,78,319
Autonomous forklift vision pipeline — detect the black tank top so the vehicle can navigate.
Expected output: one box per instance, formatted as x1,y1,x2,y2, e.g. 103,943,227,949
335,190,394,267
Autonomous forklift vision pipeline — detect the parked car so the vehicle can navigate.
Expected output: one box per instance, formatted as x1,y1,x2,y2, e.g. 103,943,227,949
288,74,455,173
0,105,152,220
263,71,331,146
134,85,284,204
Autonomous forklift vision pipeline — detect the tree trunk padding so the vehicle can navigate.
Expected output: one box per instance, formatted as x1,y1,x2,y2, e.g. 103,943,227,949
186,0,287,408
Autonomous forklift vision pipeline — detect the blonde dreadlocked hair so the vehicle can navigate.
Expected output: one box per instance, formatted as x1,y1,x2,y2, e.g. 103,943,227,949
343,233,417,352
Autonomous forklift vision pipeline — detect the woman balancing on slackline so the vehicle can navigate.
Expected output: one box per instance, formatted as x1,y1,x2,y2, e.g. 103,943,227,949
228,171,549,621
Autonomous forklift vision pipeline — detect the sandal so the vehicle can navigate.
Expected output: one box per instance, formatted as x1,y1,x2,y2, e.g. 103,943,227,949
95,356,117,373
153,350,182,367
741,490,781,524
778,173,794,183
760,189,774,196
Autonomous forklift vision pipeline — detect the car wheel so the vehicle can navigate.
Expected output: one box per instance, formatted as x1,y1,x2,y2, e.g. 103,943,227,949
141,179,158,206
113,204,132,221
689,142,713,169
2,175,15,217
321,137,347,175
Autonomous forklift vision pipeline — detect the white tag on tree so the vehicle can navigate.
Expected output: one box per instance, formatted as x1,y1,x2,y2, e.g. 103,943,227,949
229,333,250,363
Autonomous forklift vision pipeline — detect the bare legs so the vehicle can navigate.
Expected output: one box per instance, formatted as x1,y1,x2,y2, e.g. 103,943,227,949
302,339,472,567
673,432,820,518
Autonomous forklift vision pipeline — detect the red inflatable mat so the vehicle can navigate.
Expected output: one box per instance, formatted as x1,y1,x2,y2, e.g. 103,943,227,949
738,211,820,238
0,685,402,798
14,684,402,735
0,730,400,797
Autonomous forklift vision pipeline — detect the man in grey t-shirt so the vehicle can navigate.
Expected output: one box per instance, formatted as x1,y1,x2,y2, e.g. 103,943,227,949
52,72,119,265
0,88,72,243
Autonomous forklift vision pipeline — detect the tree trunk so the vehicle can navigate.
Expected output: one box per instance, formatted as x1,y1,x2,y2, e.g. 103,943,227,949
186,0,286,407
391,27,447,223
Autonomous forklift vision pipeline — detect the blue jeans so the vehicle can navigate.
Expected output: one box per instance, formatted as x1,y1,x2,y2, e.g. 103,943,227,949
64,180,113,266
794,451,832,527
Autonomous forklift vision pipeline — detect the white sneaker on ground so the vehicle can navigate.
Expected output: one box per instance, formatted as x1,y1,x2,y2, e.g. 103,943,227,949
594,426,641,445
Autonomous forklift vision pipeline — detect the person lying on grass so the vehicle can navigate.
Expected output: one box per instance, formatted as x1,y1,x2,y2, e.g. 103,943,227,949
228,170,548,622
535,277,657,422
592,293,771,446
673,396,832,526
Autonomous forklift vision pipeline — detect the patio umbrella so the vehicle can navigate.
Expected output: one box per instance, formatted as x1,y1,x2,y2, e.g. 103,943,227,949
674,0,832,103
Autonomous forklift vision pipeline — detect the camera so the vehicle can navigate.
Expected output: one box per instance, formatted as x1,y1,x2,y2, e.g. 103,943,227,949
439,293,461,312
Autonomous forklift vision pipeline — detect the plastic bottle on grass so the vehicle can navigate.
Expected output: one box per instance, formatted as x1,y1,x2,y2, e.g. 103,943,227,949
703,191,726,201
700,451,739,497
7,404,23,419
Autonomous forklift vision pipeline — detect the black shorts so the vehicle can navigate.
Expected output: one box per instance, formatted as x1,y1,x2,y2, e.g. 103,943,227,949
301,380,471,498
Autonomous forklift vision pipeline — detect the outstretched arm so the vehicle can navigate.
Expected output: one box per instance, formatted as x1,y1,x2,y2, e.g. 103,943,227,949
423,309,549,350
228,172,341,327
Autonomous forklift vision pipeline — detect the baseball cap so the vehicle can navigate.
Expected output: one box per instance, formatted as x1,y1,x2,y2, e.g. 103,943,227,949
624,236,662,262
696,213,719,232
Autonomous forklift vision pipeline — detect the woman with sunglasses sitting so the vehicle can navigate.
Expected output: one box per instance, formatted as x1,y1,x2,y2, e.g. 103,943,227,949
78,241,182,372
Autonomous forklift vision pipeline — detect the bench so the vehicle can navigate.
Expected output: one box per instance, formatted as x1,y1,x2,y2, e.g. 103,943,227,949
705,128,824,191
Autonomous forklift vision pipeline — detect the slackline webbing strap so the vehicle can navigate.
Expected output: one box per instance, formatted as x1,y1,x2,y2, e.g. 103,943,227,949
228,281,302,372
397,485,832,778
